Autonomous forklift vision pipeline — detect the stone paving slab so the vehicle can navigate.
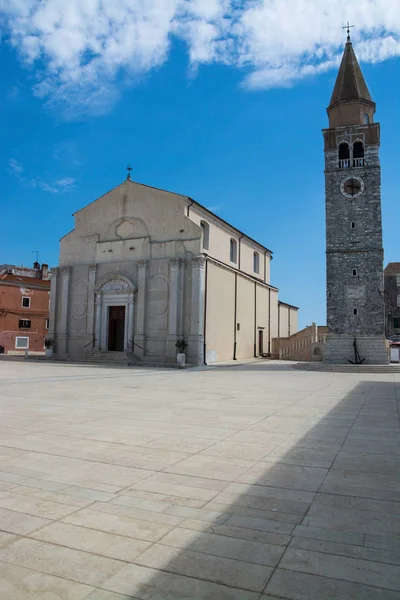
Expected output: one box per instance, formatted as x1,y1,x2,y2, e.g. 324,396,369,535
0,360,399,598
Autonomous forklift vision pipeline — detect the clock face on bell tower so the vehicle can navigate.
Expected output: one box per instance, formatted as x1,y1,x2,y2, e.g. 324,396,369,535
340,176,364,199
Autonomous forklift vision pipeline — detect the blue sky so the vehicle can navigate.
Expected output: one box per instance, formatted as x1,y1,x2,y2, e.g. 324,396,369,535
1,1,400,329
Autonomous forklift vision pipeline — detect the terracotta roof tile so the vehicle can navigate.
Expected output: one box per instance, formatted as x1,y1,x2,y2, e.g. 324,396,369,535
384,263,400,274
0,274,50,288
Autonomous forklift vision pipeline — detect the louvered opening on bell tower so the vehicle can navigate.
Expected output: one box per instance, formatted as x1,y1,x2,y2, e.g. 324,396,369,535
338,140,365,169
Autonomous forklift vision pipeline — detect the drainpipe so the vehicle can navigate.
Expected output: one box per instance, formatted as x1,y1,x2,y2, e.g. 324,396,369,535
187,199,194,217
268,287,271,355
203,258,208,365
238,235,244,270
233,272,238,360
233,236,243,361
254,281,257,358
264,251,267,283
288,308,291,337
278,302,280,338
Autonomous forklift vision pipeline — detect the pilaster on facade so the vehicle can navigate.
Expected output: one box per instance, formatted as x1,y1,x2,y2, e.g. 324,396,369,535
59,266,72,356
166,258,183,361
127,295,135,352
177,258,185,337
135,259,149,357
48,267,58,339
94,294,102,351
188,256,206,365
86,264,97,347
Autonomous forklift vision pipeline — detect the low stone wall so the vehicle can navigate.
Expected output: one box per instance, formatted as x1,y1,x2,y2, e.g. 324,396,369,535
272,323,328,362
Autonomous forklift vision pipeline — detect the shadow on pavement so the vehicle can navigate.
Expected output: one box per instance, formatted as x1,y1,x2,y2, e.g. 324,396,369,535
101,378,400,599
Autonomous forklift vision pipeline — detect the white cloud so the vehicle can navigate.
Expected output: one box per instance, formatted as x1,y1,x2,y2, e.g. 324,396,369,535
30,176,76,194
236,0,400,89
8,158,24,176
7,158,76,193
54,177,75,188
1,0,399,115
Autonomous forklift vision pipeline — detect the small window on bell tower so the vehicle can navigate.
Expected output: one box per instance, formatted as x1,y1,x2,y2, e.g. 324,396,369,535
353,308,358,316
364,113,370,125
352,268,358,277
351,221,356,230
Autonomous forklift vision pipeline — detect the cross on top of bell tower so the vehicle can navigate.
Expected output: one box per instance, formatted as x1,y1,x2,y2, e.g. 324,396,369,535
343,21,354,43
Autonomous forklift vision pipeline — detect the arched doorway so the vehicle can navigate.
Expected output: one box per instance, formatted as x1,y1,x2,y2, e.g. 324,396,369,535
94,274,137,352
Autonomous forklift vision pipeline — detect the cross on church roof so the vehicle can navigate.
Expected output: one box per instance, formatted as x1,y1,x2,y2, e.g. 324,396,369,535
343,22,354,42
126,164,133,180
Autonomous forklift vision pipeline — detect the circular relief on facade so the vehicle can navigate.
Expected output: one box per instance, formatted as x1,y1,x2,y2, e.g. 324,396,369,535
340,176,365,199
148,274,169,317
71,278,88,318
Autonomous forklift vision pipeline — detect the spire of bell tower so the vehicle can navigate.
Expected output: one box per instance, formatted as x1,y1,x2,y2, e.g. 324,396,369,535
327,29,376,128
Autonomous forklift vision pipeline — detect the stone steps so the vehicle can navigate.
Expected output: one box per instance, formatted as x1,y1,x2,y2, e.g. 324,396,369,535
51,352,192,369
293,363,400,373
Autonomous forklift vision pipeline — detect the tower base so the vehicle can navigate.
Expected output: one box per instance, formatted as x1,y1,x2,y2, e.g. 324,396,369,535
323,335,389,365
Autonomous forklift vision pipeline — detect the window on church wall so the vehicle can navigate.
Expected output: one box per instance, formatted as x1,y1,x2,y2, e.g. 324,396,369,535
351,221,356,230
230,238,238,263
200,220,210,251
253,252,260,274
364,113,370,125
353,308,358,316
353,141,365,167
352,268,358,277
338,143,350,168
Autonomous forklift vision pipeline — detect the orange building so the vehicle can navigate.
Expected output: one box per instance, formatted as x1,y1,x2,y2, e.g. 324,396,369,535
0,263,51,355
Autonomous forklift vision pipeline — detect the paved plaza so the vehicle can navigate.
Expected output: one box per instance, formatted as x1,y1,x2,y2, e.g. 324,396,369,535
0,360,399,599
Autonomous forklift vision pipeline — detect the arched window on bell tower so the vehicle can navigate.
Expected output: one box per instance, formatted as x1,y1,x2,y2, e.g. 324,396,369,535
364,113,370,125
338,143,350,168
353,141,365,167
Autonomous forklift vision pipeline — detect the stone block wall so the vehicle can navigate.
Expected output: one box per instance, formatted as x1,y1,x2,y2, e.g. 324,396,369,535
323,334,389,365
323,122,387,364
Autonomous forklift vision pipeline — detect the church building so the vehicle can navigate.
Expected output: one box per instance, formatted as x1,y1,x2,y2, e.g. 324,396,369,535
49,177,298,365
323,29,388,364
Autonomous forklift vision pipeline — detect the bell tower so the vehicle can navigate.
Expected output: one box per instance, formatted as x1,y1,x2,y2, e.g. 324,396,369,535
322,31,388,364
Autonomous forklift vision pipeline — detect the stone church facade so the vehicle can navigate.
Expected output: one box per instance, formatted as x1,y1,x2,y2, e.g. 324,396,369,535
49,180,298,365
323,32,388,364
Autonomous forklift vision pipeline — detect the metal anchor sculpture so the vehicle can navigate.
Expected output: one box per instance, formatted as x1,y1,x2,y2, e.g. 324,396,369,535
348,337,365,365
